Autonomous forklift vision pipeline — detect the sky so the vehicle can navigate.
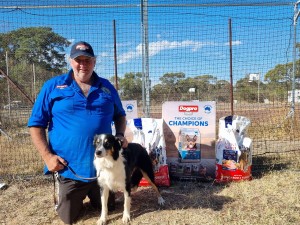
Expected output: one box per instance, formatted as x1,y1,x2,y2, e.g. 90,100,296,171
0,0,298,85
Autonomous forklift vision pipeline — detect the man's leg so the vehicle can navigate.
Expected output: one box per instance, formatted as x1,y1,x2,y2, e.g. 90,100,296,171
56,176,90,224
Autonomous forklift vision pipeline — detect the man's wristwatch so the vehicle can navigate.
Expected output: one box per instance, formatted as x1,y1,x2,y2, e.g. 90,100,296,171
115,132,124,137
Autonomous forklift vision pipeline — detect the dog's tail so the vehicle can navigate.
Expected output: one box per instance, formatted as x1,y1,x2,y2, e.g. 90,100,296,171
131,169,143,189
131,161,156,189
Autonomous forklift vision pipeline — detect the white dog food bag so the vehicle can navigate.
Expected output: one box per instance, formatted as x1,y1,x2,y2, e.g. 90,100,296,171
215,115,252,182
128,118,167,167
127,118,170,186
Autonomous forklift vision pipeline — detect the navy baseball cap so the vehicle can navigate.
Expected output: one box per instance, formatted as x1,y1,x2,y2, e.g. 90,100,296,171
70,41,95,59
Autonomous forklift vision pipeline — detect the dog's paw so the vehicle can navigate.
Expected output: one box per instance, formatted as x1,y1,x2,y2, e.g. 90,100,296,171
122,213,131,224
97,217,107,225
158,196,165,206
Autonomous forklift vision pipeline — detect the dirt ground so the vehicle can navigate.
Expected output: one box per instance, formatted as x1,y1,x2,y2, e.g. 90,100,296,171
1,170,300,225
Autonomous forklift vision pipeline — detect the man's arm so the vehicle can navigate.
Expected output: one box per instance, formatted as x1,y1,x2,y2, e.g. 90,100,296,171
114,115,128,148
29,126,67,172
114,115,126,135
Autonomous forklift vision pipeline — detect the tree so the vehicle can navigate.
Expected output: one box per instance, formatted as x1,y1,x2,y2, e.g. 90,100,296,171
264,60,300,102
159,72,185,86
235,77,256,102
193,75,217,100
0,27,70,103
235,77,268,103
215,80,231,102
159,72,185,101
118,72,143,100
177,77,198,100
151,83,166,103
265,63,291,83
0,27,70,73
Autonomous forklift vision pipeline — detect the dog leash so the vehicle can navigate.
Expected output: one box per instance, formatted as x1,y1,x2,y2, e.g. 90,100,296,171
66,164,100,180
52,172,58,208
52,165,100,207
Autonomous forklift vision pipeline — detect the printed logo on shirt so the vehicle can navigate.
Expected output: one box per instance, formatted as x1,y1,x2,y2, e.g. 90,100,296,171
56,85,68,89
101,87,111,95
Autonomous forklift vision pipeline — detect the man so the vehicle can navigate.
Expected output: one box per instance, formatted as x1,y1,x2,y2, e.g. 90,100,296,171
28,41,127,224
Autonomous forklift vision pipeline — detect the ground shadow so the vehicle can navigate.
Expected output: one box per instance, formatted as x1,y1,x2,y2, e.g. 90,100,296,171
251,155,291,178
78,180,233,223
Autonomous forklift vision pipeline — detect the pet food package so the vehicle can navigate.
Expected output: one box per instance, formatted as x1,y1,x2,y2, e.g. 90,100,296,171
139,165,170,187
178,128,201,162
128,118,170,186
215,115,252,182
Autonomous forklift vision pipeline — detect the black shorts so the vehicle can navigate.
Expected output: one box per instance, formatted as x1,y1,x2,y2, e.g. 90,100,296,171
55,175,101,224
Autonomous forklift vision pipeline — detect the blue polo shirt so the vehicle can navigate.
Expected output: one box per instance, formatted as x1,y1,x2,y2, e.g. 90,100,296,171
28,70,125,182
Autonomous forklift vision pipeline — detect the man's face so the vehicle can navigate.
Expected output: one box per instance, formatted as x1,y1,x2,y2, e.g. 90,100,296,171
70,56,96,83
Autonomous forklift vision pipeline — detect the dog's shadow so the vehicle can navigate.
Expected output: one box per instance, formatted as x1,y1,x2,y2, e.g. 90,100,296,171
79,181,233,223
131,181,232,214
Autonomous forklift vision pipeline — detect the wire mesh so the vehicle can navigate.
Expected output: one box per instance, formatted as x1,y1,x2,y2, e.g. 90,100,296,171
0,0,299,180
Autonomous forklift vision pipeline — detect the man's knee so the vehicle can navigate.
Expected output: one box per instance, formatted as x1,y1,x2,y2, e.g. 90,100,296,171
56,176,86,223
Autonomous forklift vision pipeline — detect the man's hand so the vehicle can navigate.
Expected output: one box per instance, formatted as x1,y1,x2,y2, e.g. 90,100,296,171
115,134,128,148
29,127,68,172
44,153,67,172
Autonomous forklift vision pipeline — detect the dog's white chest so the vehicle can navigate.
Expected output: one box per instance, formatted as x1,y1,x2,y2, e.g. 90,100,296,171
95,157,126,191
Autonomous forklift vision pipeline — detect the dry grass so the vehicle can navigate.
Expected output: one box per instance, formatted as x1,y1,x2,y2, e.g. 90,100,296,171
1,170,299,225
1,104,300,224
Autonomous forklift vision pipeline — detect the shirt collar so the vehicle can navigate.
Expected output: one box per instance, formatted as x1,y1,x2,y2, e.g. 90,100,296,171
66,69,102,92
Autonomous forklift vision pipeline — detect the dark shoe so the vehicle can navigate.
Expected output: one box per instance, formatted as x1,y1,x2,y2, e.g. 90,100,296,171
108,191,115,211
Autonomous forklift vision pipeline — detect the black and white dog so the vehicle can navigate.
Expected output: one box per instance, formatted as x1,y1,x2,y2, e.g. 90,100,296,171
93,134,165,224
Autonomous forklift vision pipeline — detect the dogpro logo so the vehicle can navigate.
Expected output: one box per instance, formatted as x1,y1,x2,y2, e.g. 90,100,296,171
178,105,199,113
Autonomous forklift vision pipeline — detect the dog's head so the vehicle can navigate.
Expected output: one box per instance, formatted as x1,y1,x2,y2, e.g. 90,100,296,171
93,134,122,160
186,135,197,149
239,150,249,163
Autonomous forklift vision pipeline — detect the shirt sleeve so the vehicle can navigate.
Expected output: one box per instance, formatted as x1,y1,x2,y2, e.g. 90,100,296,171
27,80,53,128
113,88,126,120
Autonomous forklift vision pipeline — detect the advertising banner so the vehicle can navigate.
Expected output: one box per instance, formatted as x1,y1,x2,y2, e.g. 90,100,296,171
162,101,216,179
122,100,138,120
112,100,138,136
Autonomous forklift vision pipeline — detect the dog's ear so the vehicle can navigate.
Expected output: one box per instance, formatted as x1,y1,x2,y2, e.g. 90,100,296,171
186,135,190,141
93,135,99,146
112,137,122,160
114,137,123,151
114,137,123,150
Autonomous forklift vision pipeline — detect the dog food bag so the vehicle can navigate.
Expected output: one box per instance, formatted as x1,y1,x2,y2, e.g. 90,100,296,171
128,118,170,186
128,118,167,167
139,164,170,187
215,115,252,182
178,128,201,162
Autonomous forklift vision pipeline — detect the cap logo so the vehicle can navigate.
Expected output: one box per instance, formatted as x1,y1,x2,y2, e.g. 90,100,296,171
70,41,94,58
76,44,89,51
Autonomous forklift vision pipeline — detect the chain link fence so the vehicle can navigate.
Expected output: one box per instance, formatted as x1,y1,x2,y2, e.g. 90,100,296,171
1,0,300,180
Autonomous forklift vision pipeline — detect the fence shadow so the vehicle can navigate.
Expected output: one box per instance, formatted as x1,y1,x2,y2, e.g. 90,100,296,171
252,155,292,178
